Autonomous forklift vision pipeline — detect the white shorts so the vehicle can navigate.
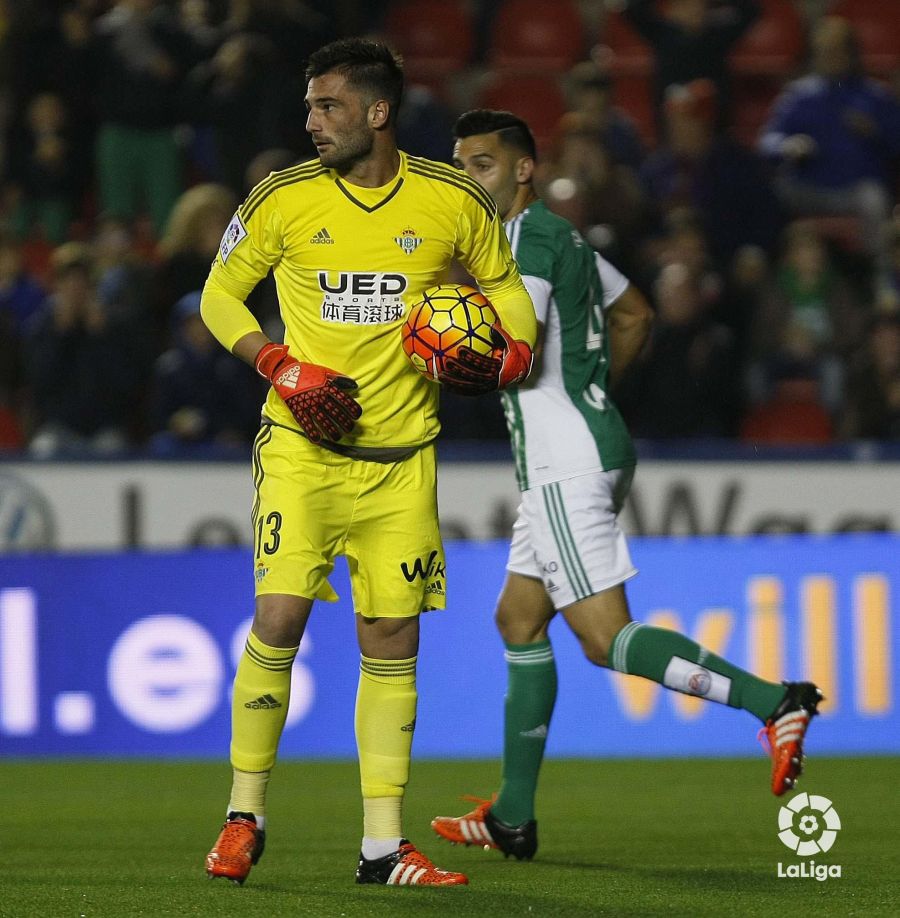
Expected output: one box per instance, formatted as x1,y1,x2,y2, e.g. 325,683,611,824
506,468,637,609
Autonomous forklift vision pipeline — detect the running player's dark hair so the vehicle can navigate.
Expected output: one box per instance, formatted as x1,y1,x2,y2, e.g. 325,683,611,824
306,38,404,123
454,109,537,161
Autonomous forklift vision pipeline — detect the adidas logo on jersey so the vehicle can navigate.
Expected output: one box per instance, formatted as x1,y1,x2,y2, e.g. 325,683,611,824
245,693,282,709
311,227,334,244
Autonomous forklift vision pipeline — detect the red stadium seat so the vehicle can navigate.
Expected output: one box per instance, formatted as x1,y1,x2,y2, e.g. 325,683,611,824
477,72,567,153
730,0,805,77
488,0,586,72
612,74,657,148
829,0,900,76
794,215,866,255
600,11,654,77
384,0,474,84
731,77,783,148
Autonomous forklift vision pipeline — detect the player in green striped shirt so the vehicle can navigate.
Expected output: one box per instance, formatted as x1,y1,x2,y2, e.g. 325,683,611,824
431,110,822,861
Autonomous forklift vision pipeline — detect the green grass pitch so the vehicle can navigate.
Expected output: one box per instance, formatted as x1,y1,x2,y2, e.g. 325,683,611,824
5,756,897,917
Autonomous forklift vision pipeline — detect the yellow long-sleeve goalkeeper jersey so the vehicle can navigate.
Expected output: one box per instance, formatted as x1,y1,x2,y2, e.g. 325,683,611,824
201,151,536,449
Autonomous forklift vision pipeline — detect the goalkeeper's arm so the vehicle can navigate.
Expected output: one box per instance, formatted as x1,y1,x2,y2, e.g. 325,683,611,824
480,264,538,352
243,335,361,443
438,266,537,394
200,278,361,442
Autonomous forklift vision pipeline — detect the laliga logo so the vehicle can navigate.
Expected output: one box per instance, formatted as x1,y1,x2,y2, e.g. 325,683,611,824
776,792,842,881
778,792,841,854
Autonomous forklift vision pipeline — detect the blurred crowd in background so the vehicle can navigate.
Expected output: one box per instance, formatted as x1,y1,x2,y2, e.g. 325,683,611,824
0,0,899,457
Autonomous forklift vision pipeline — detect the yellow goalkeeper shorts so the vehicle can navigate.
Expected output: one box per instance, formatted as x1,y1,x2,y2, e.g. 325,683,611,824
251,424,446,616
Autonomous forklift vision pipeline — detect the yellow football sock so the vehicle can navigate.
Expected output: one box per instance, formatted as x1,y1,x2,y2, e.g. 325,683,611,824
230,631,297,773
228,768,270,822
355,654,417,839
363,797,403,844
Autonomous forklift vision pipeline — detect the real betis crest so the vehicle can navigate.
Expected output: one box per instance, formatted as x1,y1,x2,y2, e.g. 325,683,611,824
394,227,423,255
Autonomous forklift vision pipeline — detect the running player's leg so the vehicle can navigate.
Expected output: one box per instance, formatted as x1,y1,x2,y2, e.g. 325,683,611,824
563,586,822,794
431,513,554,860
491,574,556,831
551,469,821,794
567,588,789,718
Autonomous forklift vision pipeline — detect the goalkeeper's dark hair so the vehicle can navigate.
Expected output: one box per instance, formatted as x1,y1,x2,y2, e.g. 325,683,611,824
454,109,537,161
306,38,404,124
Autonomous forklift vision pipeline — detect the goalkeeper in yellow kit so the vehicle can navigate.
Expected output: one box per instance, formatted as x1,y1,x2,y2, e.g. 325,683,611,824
201,37,536,888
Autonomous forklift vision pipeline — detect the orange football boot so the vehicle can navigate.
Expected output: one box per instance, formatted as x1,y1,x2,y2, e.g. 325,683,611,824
432,795,538,860
759,682,824,796
355,839,468,885
205,812,266,884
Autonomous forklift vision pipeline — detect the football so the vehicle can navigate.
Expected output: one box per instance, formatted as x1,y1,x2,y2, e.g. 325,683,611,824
401,284,498,381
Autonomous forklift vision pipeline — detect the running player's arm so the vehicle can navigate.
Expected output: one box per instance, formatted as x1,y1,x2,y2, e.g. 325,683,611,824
607,284,653,386
595,253,653,387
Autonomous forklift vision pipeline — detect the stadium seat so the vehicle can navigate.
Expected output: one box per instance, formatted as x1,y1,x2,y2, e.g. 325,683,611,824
384,0,474,84
829,0,900,76
730,0,805,77
488,0,586,72
477,72,567,153
611,74,657,148
20,235,54,284
731,77,782,148
600,11,654,77
793,215,866,256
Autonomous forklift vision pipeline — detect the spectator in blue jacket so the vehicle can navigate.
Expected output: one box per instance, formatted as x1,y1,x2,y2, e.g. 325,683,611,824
759,16,900,281
641,79,782,270
0,235,46,334
148,291,266,455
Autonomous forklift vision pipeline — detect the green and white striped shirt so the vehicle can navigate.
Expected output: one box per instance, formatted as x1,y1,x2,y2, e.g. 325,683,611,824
501,200,635,491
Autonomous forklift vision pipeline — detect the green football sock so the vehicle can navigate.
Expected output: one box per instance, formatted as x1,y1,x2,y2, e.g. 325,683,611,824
493,640,557,827
609,622,786,722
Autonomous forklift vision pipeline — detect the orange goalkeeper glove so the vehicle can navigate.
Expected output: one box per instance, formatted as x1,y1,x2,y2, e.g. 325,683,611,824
439,323,533,395
255,342,362,442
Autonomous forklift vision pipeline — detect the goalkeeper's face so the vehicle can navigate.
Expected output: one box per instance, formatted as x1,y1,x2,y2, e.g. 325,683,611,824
305,72,375,171
453,133,530,222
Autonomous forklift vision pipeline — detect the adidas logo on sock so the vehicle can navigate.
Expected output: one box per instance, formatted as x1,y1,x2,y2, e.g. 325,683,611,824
245,693,282,709
519,723,548,739
310,227,334,244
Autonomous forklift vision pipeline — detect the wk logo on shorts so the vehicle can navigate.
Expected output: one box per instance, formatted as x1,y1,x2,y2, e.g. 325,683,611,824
400,550,445,583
